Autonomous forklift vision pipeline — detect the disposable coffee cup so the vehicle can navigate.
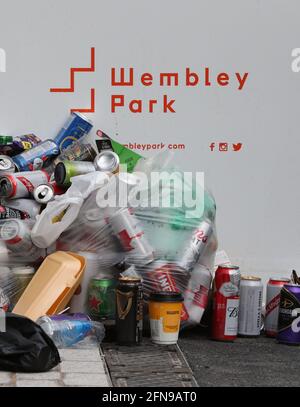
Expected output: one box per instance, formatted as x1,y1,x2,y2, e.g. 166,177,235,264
149,291,183,345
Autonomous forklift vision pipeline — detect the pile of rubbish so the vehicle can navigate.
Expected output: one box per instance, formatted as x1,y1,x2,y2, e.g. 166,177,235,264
0,112,298,374
0,112,218,372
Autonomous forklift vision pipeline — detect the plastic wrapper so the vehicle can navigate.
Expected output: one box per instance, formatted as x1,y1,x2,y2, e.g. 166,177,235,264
55,151,218,328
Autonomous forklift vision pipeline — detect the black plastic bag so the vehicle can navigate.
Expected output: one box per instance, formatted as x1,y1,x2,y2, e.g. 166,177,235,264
0,313,61,372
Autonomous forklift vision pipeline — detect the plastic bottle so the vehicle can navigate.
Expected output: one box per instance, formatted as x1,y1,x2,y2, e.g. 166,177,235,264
37,314,105,348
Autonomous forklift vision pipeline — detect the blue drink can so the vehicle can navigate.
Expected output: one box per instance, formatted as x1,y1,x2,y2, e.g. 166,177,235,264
12,140,59,171
277,284,300,345
54,112,93,152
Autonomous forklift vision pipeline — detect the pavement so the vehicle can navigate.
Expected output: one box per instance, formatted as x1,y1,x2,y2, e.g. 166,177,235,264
0,346,110,387
3,323,300,387
179,326,300,387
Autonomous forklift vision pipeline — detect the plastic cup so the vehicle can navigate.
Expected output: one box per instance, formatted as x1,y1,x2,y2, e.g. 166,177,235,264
149,291,183,345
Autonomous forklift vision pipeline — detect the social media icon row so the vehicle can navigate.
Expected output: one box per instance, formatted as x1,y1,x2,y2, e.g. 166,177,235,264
209,142,243,152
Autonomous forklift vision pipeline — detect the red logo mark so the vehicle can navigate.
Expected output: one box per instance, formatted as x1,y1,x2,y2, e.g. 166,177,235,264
219,142,228,152
17,176,35,193
232,143,243,151
50,47,96,113
266,294,281,316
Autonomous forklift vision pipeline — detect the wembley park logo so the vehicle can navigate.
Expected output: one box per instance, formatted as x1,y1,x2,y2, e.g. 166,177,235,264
0,48,6,72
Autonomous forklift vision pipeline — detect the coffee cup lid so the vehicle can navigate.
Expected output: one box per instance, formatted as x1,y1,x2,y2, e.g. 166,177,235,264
149,291,183,303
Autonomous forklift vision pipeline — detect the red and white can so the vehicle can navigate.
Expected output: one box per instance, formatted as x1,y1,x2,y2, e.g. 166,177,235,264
0,171,49,199
178,219,213,271
212,264,240,341
145,260,190,321
0,219,34,253
109,207,154,266
265,277,290,337
183,265,212,325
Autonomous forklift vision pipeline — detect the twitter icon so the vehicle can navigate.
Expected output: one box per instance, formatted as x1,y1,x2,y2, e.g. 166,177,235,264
232,143,243,151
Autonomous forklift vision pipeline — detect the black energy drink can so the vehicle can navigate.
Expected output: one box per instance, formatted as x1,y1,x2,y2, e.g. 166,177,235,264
277,284,300,345
116,277,143,345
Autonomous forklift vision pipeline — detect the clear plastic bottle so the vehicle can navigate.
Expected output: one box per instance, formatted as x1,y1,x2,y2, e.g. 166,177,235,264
37,314,105,348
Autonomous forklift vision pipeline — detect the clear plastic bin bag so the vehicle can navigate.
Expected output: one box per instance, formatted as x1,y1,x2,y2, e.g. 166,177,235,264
55,151,218,327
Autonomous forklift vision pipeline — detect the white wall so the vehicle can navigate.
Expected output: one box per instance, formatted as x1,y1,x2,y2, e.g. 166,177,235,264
0,0,299,281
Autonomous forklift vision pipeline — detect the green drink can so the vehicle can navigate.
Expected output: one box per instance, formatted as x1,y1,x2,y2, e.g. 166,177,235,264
88,277,116,319
54,160,96,187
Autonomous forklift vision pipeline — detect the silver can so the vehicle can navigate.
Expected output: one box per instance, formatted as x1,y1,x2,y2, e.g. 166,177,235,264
94,151,120,173
265,277,290,337
238,276,263,337
0,219,34,253
0,155,15,173
109,207,154,266
178,219,213,271
33,184,54,204
0,171,49,199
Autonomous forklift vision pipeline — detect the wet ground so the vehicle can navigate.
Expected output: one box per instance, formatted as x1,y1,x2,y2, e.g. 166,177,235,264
179,327,300,387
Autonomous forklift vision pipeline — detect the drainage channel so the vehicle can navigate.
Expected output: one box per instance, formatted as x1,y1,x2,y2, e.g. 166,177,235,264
101,339,198,387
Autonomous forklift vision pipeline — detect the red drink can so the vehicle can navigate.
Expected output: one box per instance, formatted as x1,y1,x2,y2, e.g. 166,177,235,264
212,264,240,341
265,277,290,337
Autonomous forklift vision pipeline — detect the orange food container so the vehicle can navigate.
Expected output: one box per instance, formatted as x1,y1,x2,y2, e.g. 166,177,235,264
13,251,85,321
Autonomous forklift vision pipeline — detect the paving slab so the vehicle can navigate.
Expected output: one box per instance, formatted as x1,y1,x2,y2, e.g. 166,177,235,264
0,345,109,388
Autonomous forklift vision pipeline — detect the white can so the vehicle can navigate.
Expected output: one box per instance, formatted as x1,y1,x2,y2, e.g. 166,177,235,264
0,171,49,199
109,207,154,266
0,219,34,253
265,277,290,337
178,219,213,271
238,276,263,336
33,184,54,204
2,198,41,219
0,156,15,173
183,265,212,324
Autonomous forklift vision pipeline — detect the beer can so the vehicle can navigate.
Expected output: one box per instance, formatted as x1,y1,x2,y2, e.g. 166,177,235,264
54,112,93,152
11,266,35,303
94,151,120,173
277,284,300,345
0,219,34,253
183,264,212,325
145,260,190,322
0,134,41,156
212,264,240,341
54,160,96,187
87,277,116,319
116,277,143,345
109,207,154,266
2,198,41,219
33,184,55,204
0,171,49,199
0,135,13,146
0,155,15,173
178,219,213,271
238,276,263,337
12,140,59,171
265,277,290,337
0,204,30,220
